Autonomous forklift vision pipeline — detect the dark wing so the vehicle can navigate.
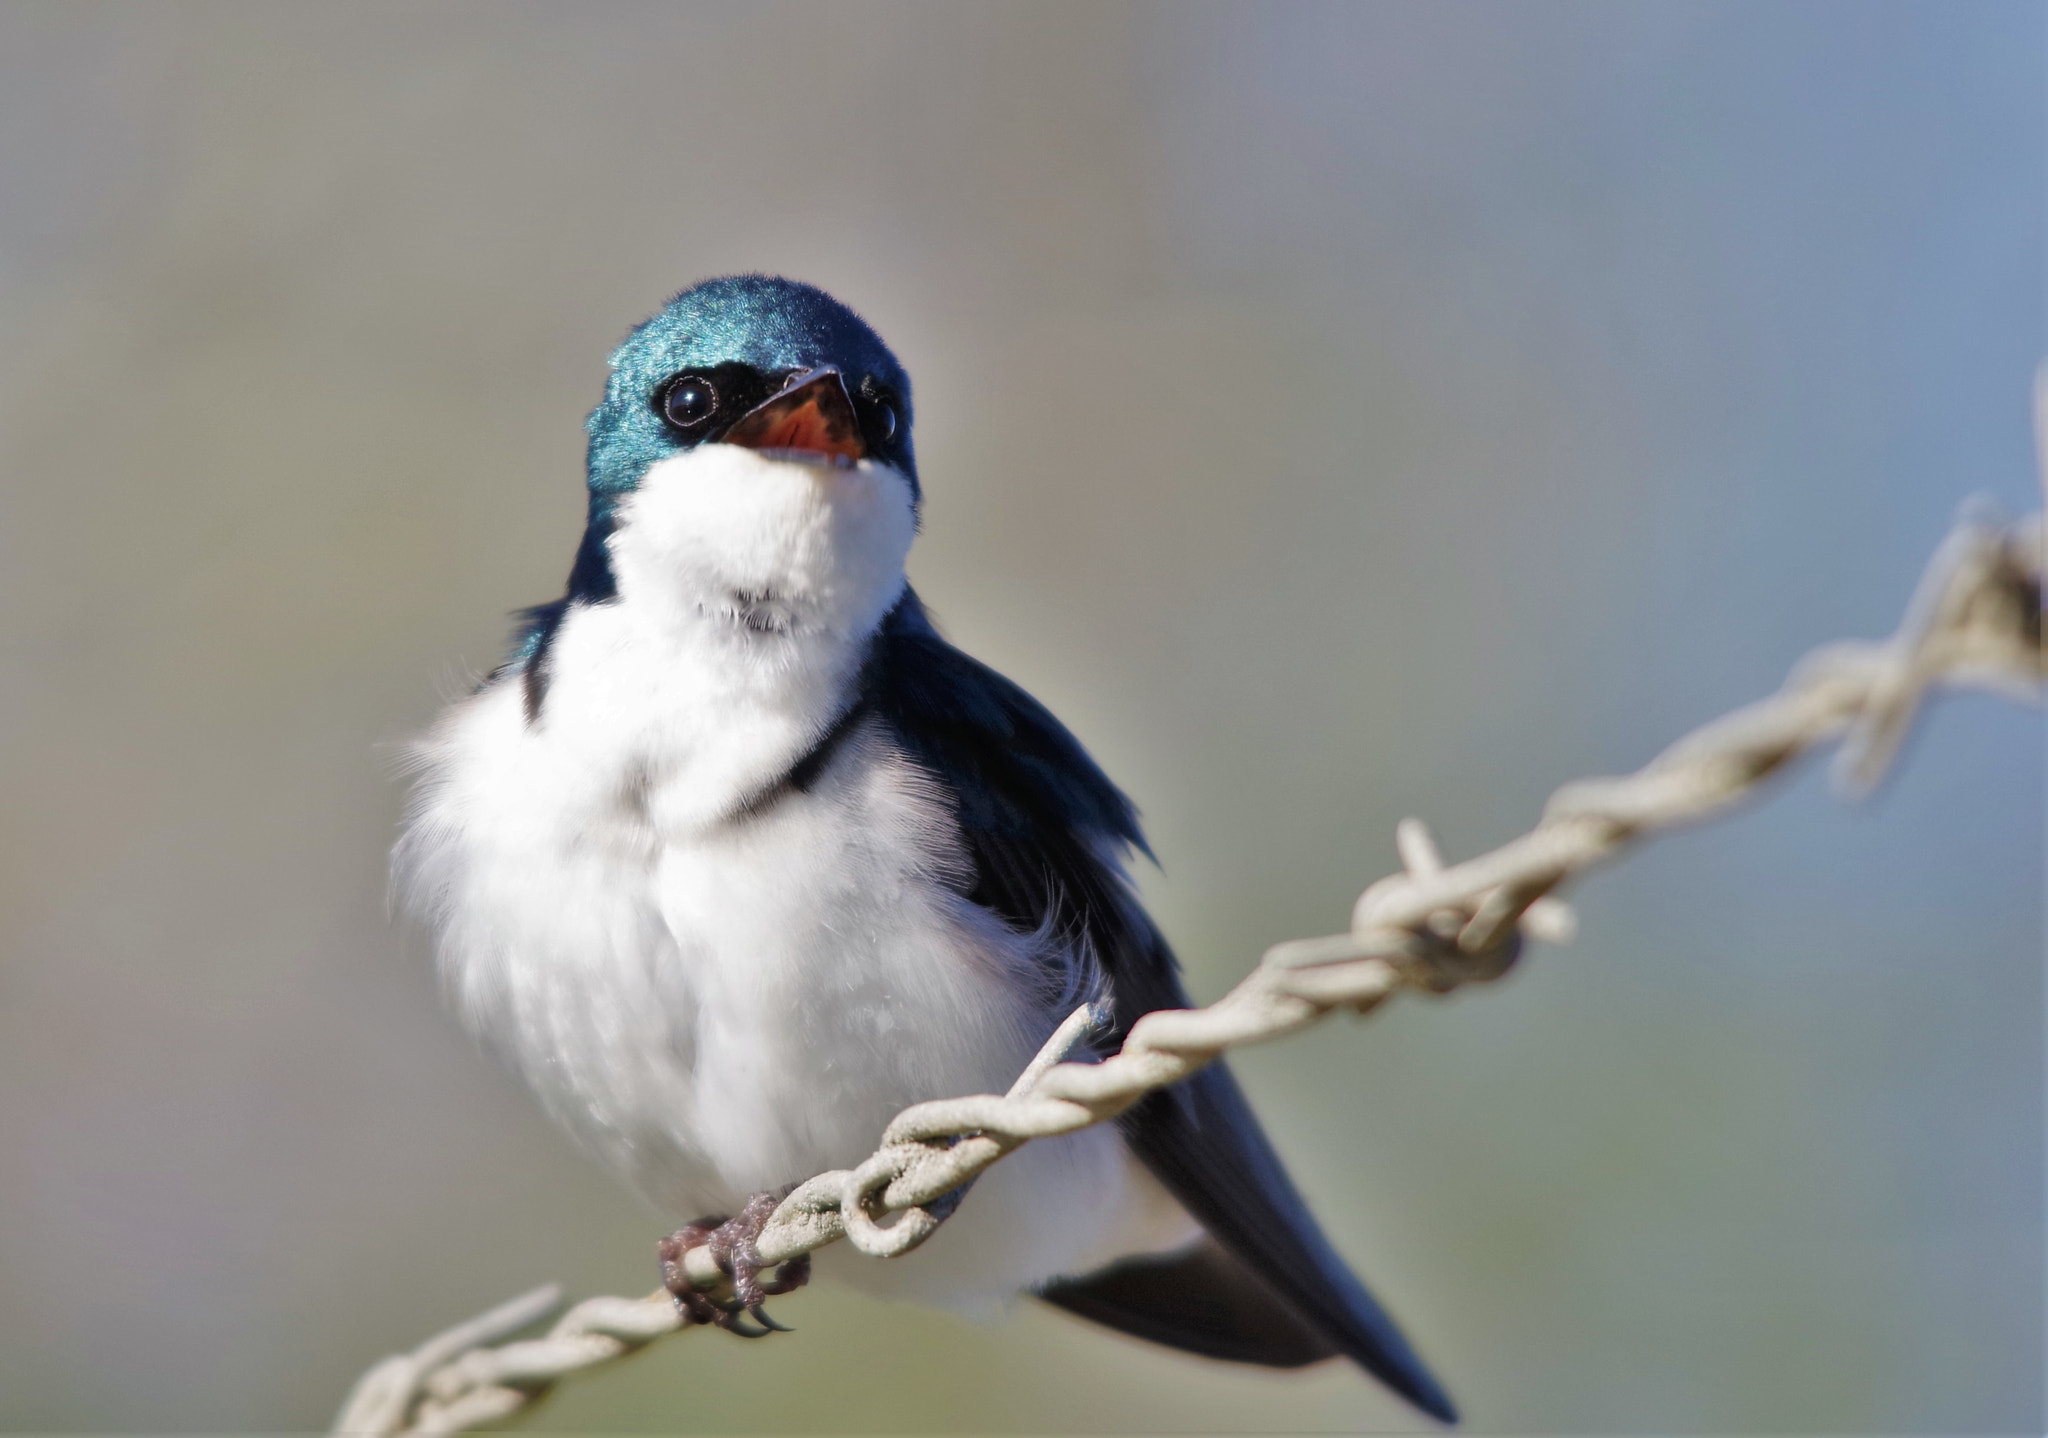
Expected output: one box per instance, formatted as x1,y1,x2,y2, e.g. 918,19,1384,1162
867,591,1457,1425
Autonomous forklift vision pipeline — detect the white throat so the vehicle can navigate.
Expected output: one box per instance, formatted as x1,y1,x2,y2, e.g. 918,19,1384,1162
608,442,916,659
509,443,917,830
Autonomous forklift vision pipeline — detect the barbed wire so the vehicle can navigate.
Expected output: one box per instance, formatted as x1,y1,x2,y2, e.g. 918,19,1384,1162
334,484,2044,1434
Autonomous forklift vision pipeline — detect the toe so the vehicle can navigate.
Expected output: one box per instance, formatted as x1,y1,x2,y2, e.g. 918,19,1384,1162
747,1305,794,1333
657,1192,802,1337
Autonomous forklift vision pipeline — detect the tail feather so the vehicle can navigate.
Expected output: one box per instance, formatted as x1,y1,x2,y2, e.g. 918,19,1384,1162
1095,1061,1459,1424
1040,1236,1336,1368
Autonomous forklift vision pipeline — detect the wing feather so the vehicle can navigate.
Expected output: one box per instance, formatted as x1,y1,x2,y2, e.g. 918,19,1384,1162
867,591,1456,1424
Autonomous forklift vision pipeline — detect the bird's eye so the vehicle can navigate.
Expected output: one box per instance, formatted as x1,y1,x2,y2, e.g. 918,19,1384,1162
860,381,900,445
661,373,719,429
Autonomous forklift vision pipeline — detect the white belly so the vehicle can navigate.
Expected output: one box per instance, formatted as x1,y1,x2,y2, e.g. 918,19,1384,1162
398,596,1193,1309
640,715,1054,1202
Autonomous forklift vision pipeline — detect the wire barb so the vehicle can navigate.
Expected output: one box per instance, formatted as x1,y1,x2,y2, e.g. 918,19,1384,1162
334,500,2045,1437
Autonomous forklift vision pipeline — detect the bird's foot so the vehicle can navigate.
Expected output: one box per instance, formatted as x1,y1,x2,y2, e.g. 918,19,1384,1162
658,1190,811,1336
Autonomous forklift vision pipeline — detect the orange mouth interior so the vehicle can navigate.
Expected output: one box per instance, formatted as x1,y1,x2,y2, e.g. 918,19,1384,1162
720,379,866,465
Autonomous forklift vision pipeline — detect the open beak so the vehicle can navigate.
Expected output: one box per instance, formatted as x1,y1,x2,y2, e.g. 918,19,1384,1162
717,367,866,467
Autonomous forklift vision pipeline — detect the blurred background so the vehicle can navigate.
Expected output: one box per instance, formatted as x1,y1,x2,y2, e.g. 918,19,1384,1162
0,2,2039,1432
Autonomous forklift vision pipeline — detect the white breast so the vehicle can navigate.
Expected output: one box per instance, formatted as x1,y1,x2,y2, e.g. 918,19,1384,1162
397,447,1194,1309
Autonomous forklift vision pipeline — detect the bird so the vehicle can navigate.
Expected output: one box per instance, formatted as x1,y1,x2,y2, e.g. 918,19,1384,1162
396,274,1457,1424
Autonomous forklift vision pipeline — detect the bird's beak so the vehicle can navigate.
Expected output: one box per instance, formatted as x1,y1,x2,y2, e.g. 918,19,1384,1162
717,367,866,467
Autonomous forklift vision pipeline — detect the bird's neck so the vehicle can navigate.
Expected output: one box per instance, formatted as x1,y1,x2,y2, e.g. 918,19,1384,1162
525,565,890,837
516,446,917,831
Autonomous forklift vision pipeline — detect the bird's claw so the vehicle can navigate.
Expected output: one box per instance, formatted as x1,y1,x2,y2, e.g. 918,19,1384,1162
658,1189,810,1335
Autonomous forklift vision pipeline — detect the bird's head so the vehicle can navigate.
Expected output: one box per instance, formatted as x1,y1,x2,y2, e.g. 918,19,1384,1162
567,275,918,643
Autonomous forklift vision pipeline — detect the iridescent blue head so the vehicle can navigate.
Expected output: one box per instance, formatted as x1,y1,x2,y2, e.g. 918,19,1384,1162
586,274,915,504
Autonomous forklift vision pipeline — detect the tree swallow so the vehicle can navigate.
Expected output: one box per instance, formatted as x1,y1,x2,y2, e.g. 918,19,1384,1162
397,275,1456,1423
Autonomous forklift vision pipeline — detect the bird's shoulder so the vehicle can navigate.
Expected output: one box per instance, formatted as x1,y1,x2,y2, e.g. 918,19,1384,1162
866,592,1145,853
862,590,1189,1020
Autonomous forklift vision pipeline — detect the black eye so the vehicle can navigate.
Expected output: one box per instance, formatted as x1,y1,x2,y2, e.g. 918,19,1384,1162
860,382,900,445
661,373,719,429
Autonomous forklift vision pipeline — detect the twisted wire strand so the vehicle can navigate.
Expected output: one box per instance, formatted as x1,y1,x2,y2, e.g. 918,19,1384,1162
334,503,2044,1437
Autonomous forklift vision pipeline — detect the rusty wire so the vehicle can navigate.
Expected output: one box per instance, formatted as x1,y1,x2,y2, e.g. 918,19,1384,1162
334,493,2044,1435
